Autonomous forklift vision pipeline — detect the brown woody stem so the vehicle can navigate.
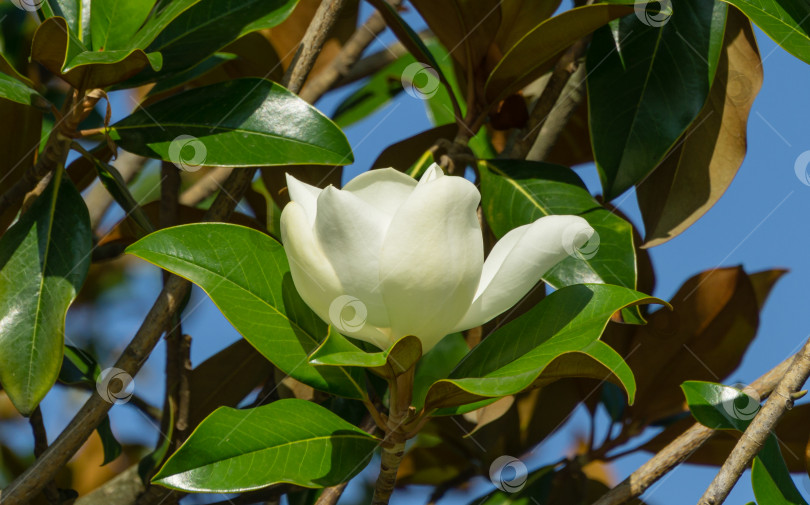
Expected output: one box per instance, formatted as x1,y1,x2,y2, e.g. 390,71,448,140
371,368,415,505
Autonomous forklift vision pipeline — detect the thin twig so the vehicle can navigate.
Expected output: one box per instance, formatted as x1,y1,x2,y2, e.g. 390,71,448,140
283,0,348,94
300,0,401,103
178,167,233,207
698,337,810,505
506,37,590,159
29,407,59,504
591,353,794,505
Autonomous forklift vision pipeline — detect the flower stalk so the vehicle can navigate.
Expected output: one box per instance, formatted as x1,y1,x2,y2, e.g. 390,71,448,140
372,368,415,505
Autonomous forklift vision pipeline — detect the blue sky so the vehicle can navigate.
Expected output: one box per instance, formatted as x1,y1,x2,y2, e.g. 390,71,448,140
10,4,810,505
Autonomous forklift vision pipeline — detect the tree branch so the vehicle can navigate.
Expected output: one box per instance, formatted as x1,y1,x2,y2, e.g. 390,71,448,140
177,167,233,208
698,337,810,505
299,0,401,103
591,353,795,505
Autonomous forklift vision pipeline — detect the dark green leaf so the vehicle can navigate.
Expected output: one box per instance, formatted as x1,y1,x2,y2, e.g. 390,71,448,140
123,0,298,86
126,223,365,399
0,173,91,415
111,78,354,167
90,0,156,51
152,399,378,492
0,73,45,108
588,0,728,199
412,333,468,410
59,345,101,384
722,0,810,64
423,284,666,411
87,152,155,235
96,415,123,465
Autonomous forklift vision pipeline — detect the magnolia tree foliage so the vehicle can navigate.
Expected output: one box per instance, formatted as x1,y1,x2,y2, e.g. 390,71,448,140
0,1,808,505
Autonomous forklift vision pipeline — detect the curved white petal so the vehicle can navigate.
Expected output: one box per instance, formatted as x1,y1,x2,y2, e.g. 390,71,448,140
285,173,322,226
418,163,444,185
379,175,483,351
280,202,343,324
342,168,417,223
452,215,594,331
314,186,391,328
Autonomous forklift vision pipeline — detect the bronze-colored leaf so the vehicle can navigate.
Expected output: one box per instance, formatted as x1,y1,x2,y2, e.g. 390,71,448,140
371,123,457,171
188,339,275,428
493,0,562,57
605,267,773,425
410,0,502,72
0,100,41,234
542,95,593,167
637,7,763,247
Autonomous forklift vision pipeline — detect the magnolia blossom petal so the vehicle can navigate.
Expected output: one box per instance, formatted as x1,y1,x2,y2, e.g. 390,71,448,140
379,175,483,351
452,215,594,331
285,174,322,226
280,202,343,324
418,163,443,185
314,186,391,328
342,168,417,222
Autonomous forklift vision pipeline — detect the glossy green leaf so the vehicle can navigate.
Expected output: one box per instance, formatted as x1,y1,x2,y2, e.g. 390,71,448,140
588,0,728,199
682,381,808,505
123,0,298,86
0,73,45,108
310,333,422,378
752,442,808,505
412,333,468,410
31,17,162,89
90,0,156,51
479,160,638,309
111,78,353,167
423,284,665,411
39,0,92,43
152,399,378,492
485,3,634,104
0,173,91,415
722,0,810,64
126,223,365,399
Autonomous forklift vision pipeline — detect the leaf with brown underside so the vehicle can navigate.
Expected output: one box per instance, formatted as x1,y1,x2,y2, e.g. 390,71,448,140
541,96,593,168
637,7,762,247
0,101,42,235
604,267,782,425
410,0,501,72
641,403,810,473
371,123,458,171
98,202,265,248
493,0,561,57
188,339,275,428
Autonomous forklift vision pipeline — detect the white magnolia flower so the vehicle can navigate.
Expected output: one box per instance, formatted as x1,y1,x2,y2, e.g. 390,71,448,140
280,164,594,352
